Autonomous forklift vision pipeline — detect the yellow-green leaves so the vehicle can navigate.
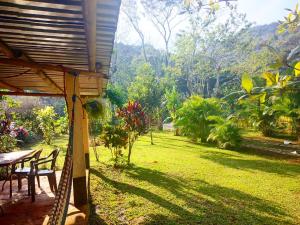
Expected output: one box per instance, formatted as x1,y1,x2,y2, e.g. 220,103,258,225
279,75,292,87
294,61,300,76
241,73,253,94
262,72,277,86
259,92,266,104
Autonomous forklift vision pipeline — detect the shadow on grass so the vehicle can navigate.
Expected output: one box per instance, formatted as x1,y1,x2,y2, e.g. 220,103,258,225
90,166,292,225
90,168,195,220
202,152,300,176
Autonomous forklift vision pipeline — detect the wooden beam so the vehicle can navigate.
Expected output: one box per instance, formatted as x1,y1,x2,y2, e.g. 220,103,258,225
0,40,14,58
65,72,88,207
83,0,97,72
0,91,64,97
0,39,64,93
83,0,102,95
0,80,23,92
0,58,107,78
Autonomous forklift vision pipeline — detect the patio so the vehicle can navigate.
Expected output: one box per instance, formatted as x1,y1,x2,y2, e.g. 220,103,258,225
0,172,87,225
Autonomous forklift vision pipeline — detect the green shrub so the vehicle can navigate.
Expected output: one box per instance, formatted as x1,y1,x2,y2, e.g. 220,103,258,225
175,96,222,142
0,134,17,153
34,106,57,144
207,119,241,149
102,125,128,167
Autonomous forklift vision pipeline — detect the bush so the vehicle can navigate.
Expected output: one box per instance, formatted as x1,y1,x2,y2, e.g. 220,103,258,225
117,101,148,164
34,106,57,144
207,120,241,149
102,125,128,167
175,96,222,142
0,134,17,153
12,126,29,145
55,116,69,135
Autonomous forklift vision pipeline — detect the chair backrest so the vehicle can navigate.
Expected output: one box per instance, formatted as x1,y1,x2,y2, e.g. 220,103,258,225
50,149,60,170
33,149,43,160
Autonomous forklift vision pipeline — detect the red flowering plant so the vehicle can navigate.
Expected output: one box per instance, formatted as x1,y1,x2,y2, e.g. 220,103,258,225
12,126,29,144
117,101,148,164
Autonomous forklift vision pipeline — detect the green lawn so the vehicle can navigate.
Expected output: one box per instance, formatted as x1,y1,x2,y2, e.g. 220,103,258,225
89,132,300,225
28,132,300,225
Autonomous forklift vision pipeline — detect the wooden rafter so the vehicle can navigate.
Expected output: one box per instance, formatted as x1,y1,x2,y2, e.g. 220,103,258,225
0,58,107,78
0,80,23,92
0,91,64,97
83,0,102,95
0,39,63,93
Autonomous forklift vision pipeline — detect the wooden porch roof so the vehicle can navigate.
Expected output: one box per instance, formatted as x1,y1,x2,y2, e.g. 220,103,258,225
0,0,121,96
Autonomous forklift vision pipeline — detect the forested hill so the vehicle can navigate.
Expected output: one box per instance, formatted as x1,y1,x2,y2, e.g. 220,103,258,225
250,23,278,40
110,20,300,99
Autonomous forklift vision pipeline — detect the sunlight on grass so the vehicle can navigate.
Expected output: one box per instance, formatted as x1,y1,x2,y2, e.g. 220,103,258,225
89,132,300,225
25,132,300,224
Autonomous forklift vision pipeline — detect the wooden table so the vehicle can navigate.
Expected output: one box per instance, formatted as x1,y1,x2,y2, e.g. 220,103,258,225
0,150,36,198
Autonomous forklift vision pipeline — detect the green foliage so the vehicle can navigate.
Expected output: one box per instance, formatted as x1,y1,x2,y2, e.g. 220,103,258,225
102,125,128,167
164,86,182,121
105,84,127,108
83,98,105,120
207,119,241,149
278,3,300,34
128,63,163,115
0,134,17,153
175,96,222,142
241,73,253,94
117,101,148,164
34,106,57,145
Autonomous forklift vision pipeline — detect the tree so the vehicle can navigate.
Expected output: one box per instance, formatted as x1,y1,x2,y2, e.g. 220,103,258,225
128,63,163,144
34,106,57,144
141,0,184,66
122,0,148,62
102,125,128,167
164,86,182,135
175,95,222,142
117,101,148,164
84,98,106,161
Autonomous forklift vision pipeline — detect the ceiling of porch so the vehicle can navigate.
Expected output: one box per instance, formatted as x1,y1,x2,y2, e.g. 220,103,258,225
0,0,121,96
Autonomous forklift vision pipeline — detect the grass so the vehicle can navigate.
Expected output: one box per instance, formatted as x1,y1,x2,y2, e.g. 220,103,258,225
22,134,69,169
89,132,300,225
25,132,300,224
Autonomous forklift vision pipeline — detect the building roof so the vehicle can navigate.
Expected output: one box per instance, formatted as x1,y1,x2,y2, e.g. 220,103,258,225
0,0,121,96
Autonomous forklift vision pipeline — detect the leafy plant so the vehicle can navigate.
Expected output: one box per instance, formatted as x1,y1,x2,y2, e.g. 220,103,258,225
207,118,241,149
89,119,103,162
117,101,148,164
164,86,182,135
101,125,128,167
34,106,57,144
0,134,17,153
128,63,163,145
175,96,222,142
83,98,105,120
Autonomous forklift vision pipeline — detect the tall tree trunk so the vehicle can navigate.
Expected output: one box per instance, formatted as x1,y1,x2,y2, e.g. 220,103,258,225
150,130,154,145
149,119,154,145
93,137,99,162
127,137,133,165
141,38,148,62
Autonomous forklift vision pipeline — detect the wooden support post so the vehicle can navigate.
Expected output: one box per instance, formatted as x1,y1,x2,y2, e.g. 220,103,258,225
65,72,87,207
82,98,90,169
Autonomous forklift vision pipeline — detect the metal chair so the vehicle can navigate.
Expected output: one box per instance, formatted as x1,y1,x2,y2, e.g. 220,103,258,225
28,149,60,202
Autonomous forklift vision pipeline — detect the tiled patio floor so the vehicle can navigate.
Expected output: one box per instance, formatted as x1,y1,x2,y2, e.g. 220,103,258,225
0,172,87,225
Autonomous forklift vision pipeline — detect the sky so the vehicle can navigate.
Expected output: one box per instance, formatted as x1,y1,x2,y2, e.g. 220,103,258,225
237,0,298,25
117,0,299,47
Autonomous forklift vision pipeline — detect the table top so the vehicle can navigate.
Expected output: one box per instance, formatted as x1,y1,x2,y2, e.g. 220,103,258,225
0,150,36,167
